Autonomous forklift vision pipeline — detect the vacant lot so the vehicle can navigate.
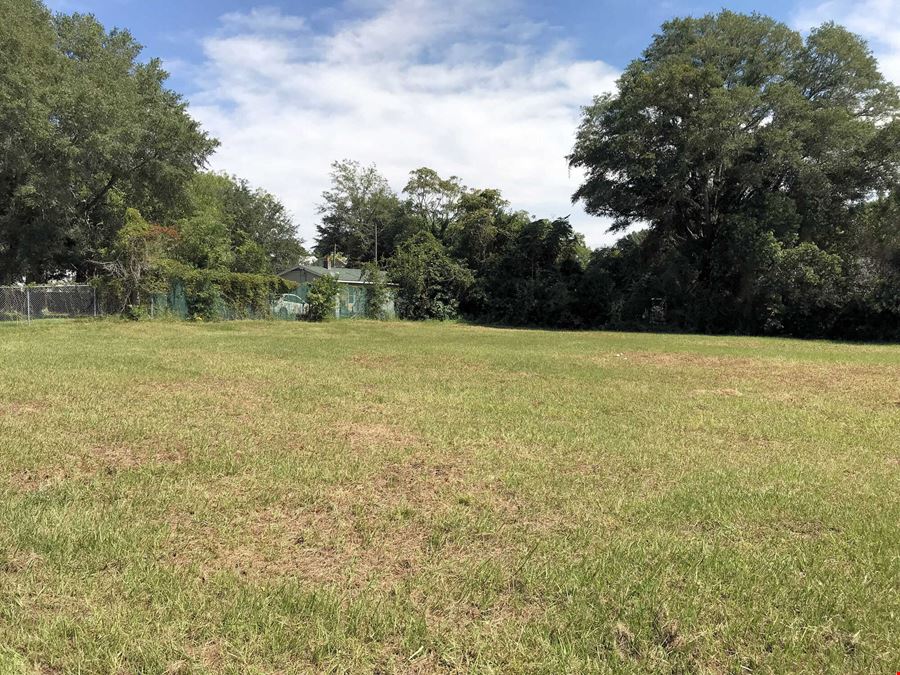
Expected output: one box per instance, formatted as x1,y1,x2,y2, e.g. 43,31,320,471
0,320,898,673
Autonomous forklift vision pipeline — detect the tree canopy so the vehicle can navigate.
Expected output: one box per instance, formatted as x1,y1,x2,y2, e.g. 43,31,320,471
0,0,306,322
314,160,399,264
569,11,900,336
308,11,899,338
175,172,306,275
0,0,218,283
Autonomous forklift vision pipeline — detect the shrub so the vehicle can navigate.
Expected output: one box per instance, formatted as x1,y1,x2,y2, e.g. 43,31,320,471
306,274,340,321
388,232,473,320
361,262,388,319
762,242,846,337
186,275,220,320
122,304,149,321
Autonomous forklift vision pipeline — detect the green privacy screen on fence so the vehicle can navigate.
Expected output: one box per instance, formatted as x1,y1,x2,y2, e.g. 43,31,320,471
2,280,391,322
150,280,292,320
150,280,190,319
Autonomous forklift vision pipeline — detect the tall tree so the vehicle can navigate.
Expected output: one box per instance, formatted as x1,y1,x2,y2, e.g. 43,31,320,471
314,160,398,264
479,218,586,327
449,189,525,270
402,167,465,242
388,231,473,320
174,172,305,274
569,11,900,332
95,208,173,310
0,0,217,283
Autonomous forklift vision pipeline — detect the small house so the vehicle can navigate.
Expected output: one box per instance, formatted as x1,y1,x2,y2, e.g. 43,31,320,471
278,264,396,319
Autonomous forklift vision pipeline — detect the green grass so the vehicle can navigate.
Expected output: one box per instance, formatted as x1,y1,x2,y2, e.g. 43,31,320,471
0,320,898,673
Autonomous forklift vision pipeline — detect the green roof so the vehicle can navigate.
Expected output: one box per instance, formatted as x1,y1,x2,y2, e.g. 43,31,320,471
282,265,392,285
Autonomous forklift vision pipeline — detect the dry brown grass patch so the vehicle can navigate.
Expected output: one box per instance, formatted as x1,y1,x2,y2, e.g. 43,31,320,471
692,388,743,397
591,350,900,403
6,443,187,492
614,621,639,659
617,351,759,371
133,377,272,407
0,401,49,416
340,422,424,451
349,353,400,369
167,498,430,587
81,443,187,472
184,641,225,672
7,468,64,492
0,549,43,574
164,455,528,589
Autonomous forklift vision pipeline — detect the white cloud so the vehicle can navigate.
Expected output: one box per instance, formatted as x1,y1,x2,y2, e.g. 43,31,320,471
219,7,308,34
793,0,900,83
185,0,619,249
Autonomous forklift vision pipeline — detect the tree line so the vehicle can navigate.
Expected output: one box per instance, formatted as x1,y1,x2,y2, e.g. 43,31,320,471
318,13,900,340
315,161,587,324
2,2,898,338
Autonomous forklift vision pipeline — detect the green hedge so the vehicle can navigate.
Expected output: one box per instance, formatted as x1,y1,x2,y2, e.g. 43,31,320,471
152,260,294,320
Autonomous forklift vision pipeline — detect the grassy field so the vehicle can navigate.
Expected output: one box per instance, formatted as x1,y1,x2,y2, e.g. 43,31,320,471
0,320,898,673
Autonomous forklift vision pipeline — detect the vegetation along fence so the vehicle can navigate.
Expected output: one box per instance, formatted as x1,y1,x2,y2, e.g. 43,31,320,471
147,280,302,321
1,282,308,323
0,285,98,322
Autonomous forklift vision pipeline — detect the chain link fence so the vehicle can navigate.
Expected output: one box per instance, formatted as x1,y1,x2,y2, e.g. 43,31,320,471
0,285,98,321
0,283,308,322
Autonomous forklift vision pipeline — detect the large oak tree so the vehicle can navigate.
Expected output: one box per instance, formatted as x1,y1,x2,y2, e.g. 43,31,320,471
570,11,900,332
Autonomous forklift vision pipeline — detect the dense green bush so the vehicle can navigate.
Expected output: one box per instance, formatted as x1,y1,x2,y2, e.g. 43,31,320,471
121,304,149,321
361,262,388,319
389,232,473,320
305,274,340,321
476,218,586,327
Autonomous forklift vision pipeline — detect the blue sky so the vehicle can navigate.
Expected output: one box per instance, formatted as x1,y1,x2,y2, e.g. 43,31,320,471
46,0,900,247
49,0,794,92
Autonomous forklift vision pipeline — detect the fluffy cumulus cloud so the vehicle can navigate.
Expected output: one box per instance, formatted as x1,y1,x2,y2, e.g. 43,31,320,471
793,0,900,82
186,0,619,249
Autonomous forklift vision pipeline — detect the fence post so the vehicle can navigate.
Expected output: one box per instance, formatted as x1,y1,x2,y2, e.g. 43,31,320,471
93,286,98,318
25,287,31,323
